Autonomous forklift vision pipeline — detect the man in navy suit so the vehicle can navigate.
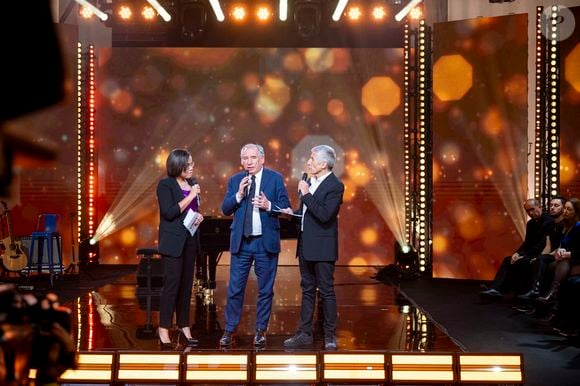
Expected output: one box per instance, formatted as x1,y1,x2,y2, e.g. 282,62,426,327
220,143,290,347
282,145,344,350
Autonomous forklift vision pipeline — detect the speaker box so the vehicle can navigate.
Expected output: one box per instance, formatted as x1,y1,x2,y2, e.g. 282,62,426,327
136,258,164,288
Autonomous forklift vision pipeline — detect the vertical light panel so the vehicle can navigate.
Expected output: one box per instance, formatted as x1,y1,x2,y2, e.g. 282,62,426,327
534,6,544,200
403,22,412,246
416,19,431,273
547,5,560,198
322,353,386,382
76,42,83,250
184,353,249,382
87,45,98,263
254,353,318,382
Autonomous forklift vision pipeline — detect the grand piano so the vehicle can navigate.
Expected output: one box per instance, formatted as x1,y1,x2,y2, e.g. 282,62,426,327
197,216,299,291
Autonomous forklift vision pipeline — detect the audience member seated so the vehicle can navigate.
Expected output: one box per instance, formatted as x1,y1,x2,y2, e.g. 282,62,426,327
536,198,580,304
480,198,555,298
518,196,567,300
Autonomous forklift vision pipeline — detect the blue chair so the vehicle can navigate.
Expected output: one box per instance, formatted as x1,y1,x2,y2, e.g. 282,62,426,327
28,213,63,287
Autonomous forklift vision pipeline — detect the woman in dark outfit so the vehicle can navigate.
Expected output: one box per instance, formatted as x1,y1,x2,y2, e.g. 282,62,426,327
156,148,204,348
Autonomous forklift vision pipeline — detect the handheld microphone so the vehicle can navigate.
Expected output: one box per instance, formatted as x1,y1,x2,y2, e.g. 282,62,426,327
299,172,308,199
245,170,251,196
196,192,201,208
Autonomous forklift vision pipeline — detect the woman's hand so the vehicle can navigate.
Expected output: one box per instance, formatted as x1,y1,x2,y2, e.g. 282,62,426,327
194,213,204,226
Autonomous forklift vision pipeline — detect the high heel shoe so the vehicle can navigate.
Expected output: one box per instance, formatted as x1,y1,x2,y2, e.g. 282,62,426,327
158,328,173,350
178,329,199,347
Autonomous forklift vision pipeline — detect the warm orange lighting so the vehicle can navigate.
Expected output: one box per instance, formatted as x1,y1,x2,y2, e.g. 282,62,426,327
79,6,94,19
230,5,247,22
371,6,387,21
346,5,363,21
409,7,422,20
256,5,272,22
118,5,133,20
141,6,156,20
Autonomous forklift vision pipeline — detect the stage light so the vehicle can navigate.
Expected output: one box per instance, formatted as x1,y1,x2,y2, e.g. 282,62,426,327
74,0,109,21
409,6,422,20
79,6,95,19
294,0,322,40
142,5,156,20
346,5,363,22
146,0,172,22
209,0,225,21
332,0,350,21
395,240,419,276
395,0,423,22
256,5,273,22
230,4,248,22
181,1,208,41
279,0,288,21
117,5,133,20
371,5,388,21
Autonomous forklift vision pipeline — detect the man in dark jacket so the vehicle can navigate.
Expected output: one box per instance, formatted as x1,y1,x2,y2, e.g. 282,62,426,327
481,198,555,297
282,145,344,350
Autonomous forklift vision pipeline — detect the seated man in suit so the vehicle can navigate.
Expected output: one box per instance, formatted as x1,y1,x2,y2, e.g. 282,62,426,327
282,145,345,350
219,143,290,347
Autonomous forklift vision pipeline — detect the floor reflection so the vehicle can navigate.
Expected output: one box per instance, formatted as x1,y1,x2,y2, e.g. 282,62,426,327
66,266,460,352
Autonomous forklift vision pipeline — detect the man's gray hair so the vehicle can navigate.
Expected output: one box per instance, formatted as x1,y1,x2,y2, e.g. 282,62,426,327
312,145,336,170
240,143,265,158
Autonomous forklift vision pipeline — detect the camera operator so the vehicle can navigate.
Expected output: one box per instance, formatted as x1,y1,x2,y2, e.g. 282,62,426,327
0,284,77,386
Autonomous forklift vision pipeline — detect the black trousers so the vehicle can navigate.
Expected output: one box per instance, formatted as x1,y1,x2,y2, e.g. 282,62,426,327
492,255,533,294
297,238,337,338
159,235,197,328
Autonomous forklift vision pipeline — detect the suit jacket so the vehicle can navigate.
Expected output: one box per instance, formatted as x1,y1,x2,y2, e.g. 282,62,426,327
157,176,199,257
298,172,344,262
222,168,290,255
516,213,555,258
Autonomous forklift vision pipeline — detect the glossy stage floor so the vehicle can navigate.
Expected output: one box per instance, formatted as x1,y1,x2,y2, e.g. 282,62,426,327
66,265,461,353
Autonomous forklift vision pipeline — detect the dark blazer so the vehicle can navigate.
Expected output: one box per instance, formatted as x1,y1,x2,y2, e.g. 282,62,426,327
222,168,290,255
157,176,199,257
298,172,344,262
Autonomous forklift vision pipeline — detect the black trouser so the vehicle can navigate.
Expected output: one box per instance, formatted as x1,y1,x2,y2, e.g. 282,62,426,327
159,236,197,328
492,255,533,294
297,236,337,338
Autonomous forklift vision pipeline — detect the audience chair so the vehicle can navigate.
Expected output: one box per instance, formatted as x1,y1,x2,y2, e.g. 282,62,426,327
27,213,63,286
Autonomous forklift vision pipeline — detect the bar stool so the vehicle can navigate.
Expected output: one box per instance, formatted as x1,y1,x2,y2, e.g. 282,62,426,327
28,213,63,287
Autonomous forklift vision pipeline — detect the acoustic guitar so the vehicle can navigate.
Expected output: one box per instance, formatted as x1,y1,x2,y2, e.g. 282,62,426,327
0,201,28,271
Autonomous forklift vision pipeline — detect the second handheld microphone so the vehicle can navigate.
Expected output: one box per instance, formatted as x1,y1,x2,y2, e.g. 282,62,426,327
298,172,308,199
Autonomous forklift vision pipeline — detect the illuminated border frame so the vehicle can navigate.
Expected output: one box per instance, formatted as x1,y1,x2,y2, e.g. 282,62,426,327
183,351,250,383
457,353,524,384
59,352,116,383
389,352,455,383
116,352,181,383
254,352,318,383
322,352,386,383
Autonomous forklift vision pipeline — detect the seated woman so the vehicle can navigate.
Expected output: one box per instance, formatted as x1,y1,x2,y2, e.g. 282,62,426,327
537,197,580,303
